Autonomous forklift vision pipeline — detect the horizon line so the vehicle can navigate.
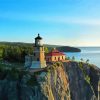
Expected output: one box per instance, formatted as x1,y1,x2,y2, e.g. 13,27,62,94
0,41,100,47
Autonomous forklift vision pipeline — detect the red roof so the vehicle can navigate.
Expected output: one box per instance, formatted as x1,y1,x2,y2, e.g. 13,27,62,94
46,49,65,56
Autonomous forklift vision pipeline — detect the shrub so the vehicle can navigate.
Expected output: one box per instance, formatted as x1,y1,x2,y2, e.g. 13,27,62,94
72,56,75,61
27,74,38,86
85,75,90,84
0,66,7,80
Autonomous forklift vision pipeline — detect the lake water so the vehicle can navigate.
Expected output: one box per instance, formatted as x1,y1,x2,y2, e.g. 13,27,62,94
65,47,100,68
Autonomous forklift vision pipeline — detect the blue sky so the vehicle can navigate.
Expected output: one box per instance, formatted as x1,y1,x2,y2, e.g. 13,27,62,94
0,0,100,46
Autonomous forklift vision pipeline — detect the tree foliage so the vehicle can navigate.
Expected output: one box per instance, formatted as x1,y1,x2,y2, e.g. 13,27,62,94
0,43,49,63
0,44,33,62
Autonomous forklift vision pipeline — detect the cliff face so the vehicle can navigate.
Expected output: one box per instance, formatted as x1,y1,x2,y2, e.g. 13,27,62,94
63,61,99,100
0,63,71,100
38,64,71,100
0,61,100,100
89,64,100,99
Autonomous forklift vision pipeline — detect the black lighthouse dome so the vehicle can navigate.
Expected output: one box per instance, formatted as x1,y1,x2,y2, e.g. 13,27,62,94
35,34,43,46
35,34,42,40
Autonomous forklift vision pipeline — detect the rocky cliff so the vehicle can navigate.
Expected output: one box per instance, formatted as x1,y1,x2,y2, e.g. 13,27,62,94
63,61,99,100
0,61,100,100
0,62,70,100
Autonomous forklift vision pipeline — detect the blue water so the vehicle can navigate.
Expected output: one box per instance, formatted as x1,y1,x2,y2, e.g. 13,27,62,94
65,47,100,67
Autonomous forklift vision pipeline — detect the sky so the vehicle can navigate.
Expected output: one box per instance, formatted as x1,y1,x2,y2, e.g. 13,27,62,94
0,0,100,46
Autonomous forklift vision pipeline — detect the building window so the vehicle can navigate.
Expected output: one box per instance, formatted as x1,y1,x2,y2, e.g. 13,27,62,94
36,47,39,50
34,53,36,56
55,57,56,60
62,56,63,59
58,57,60,61
37,58,39,61
49,58,51,61
26,58,29,62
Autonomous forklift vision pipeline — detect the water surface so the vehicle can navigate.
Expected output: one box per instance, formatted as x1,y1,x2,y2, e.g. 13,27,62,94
65,47,100,67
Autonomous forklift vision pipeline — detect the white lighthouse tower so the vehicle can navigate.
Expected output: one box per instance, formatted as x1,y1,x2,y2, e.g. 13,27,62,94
31,34,46,68
25,34,46,69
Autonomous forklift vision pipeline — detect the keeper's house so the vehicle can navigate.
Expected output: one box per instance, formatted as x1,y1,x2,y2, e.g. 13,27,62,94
46,48,66,62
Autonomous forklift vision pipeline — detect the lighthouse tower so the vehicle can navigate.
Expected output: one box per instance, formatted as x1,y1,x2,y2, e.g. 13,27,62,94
31,34,46,68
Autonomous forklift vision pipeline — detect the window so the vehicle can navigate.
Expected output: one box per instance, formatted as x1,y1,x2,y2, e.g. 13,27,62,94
49,58,51,61
37,58,39,61
34,53,36,56
62,56,63,59
37,47,39,50
55,57,56,60
26,58,29,62
58,57,60,61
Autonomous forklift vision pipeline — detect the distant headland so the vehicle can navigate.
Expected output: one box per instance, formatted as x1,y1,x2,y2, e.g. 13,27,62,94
0,42,81,52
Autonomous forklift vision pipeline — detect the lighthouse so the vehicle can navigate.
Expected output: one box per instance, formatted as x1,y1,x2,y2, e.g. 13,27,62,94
31,34,46,68
25,34,46,68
